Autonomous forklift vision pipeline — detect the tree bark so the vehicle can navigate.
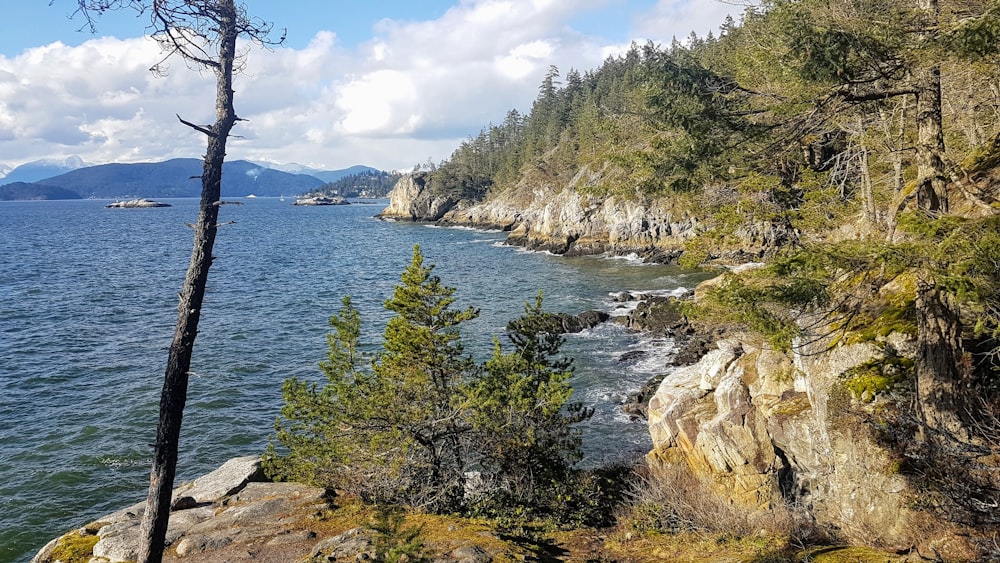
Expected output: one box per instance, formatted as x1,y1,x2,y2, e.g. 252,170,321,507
915,280,967,440
136,2,239,561
914,0,949,213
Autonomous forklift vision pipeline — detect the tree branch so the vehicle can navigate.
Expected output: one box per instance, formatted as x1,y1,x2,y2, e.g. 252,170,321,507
176,114,216,137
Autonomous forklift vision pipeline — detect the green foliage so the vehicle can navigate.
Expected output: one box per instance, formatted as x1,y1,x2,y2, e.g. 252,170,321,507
943,4,1000,59
368,505,430,563
266,246,478,511
692,240,922,350
267,251,591,520
695,273,811,351
897,213,1000,352
313,170,402,199
466,291,592,520
843,354,914,402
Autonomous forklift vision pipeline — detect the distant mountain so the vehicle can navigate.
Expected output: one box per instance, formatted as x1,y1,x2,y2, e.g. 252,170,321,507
34,159,325,198
0,164,12,179
0,182,82,201
252,161,381,184
2,156,89,185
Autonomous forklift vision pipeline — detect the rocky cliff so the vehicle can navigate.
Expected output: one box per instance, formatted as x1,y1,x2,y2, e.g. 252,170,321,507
378,170,701,262
377,170,799,263
645,329,977,558
375,173,461,222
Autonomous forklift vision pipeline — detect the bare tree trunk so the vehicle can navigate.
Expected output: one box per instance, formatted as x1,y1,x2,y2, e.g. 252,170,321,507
136,2,239,561
858,147,877,229
914,0,949,213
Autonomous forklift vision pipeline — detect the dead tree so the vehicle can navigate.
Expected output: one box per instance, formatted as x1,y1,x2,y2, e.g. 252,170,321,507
73,2,281,561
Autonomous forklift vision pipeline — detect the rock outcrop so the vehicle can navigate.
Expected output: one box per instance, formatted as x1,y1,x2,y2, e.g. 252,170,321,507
443,177,697,262
106,198,171,208
375,173,460,222
30,456,322,563
377,170,797,263
293,196,348,206
645,333,975,557
32,457,512,563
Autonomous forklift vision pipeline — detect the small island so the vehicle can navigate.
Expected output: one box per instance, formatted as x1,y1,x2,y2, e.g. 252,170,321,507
106,198,171,208
292,195,348,206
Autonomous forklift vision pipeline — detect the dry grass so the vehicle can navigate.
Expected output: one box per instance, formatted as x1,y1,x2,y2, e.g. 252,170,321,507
617,462,815,544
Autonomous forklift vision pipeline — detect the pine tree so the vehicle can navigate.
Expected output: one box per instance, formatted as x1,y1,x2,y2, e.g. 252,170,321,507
265,245,478,511
265,251,601,520
466,292,592,514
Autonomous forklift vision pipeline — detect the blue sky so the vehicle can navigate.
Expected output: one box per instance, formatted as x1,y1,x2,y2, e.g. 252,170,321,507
0,1,735,171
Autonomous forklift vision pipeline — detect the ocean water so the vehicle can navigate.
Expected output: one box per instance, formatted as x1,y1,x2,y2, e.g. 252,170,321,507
0,197,709,562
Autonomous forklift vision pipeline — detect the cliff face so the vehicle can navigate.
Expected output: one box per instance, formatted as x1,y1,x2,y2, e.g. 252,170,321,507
379,170,700,262
646,331,973,556
375,173,460,222
378,171,798,263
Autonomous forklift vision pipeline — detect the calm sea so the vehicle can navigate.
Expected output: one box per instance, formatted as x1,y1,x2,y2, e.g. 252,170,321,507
0,197,708,561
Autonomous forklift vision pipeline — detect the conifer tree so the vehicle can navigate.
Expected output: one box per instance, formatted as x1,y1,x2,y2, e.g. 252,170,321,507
266,253,594,518
466,292,591,512
266,245,478,511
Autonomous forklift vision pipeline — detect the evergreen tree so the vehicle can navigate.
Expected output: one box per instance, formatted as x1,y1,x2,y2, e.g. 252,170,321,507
266,254,593,519
466,292,592,515
266,245,478,511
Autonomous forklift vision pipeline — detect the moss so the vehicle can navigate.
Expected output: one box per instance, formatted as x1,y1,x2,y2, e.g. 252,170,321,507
842,355,914,402
771,392,812,418
48,529,100,563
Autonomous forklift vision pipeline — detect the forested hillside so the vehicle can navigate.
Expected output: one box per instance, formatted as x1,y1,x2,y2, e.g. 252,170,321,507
428,2,999,220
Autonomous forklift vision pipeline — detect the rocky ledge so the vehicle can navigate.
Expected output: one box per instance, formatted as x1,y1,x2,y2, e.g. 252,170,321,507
106,198,171,208
293,196,348,206
376,172,798,264
31,457,531,563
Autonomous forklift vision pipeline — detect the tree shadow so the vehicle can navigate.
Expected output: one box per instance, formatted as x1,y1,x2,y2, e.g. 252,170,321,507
494,530,570,562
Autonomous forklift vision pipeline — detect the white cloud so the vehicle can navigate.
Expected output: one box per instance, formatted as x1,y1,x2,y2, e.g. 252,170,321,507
635,0,737,43
0,1,733,172
336,70,420,135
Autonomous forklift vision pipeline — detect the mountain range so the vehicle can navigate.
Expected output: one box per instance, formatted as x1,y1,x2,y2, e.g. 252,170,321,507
0,157,380,200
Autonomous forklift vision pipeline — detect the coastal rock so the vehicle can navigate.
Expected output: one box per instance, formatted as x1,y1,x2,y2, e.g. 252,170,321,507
376,173,459,221
444,178,695,262
106,198,171,208
170,454,266,506
376,170,800,263
32,457,328,563
645,332,966,551
507,310,610,335
34,458,515,563
293,196,348,206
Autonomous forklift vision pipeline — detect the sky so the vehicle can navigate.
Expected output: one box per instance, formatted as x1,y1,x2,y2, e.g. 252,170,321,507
0,0,738,172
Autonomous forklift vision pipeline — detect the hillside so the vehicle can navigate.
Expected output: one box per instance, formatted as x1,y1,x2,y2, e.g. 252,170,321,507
0,182,81,201
32,158,324,198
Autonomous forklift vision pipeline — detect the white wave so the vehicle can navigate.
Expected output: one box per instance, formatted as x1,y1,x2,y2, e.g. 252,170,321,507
601,252,653,265
424,223,504,234
492,242,558,256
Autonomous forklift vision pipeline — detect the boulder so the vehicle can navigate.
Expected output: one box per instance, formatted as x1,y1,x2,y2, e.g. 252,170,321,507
171,455,266,506
507,310,610,335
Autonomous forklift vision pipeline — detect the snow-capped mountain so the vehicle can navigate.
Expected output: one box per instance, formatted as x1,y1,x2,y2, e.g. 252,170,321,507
2,156,90,185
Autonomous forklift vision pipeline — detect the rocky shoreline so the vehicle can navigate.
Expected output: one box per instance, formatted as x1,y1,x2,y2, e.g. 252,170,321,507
375,173,796,265
31,457,517,563
31,285,982,561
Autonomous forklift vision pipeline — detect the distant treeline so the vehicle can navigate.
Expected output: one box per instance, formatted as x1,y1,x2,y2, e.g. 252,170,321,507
312,170,403,199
